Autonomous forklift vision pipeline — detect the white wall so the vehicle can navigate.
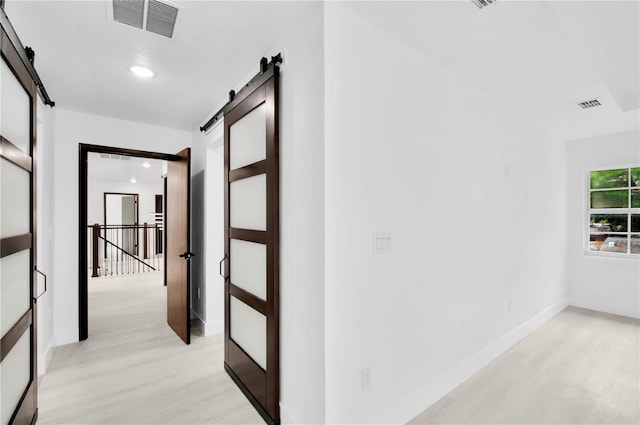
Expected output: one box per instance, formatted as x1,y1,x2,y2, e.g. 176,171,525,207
190,2,326,423
52,108,190,345
567,131,640,319
86,178,163,227
191,124,223,335
190,142,209,329
324,3,568,423
36,99,56,374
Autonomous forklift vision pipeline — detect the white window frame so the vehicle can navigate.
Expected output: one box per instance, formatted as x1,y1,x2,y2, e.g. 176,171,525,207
585,166,640,259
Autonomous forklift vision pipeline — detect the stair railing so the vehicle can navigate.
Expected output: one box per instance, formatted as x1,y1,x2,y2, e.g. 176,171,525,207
88,223,164,277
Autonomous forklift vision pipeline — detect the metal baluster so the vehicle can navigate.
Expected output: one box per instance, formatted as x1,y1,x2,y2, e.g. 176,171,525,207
109,228,112,276
117,227,119,275
111,228,115,276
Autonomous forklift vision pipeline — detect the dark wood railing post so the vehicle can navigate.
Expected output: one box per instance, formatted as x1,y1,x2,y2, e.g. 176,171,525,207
143,222,149,259
92,223,100,277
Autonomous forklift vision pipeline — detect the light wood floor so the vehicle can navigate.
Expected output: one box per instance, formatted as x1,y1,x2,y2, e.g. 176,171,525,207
38,276,640,425
410,306,640,425
37,272,264,424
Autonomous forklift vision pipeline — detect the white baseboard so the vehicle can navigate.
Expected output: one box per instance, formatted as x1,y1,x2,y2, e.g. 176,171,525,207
370,298,569,424
206,318,223,335
192,310,223,336
192,310,206,335
569,298,640,319
38,336,56,375
279,403,299,425
55,327,79,346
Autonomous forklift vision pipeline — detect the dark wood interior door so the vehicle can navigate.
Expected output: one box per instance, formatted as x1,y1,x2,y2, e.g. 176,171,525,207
1,8,39,424
223,70,280,424
166,148,191,344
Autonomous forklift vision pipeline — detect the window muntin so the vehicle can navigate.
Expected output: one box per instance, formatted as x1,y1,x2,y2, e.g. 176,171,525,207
588,167,640,256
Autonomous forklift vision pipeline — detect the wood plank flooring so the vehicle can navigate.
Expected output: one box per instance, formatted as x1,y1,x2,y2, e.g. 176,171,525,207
37,272,264,424
410,306,640,424
38,275,639,424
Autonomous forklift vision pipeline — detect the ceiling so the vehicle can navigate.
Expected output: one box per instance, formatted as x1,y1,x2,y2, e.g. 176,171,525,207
345,0,639,141
5,1,318,130
5,1,639,141
88,152,165,185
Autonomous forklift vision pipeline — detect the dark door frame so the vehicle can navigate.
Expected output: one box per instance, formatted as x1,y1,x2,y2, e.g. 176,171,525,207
79,144,179,341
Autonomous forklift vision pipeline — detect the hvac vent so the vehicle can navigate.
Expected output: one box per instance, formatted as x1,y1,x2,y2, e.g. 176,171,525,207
113,0,144,29
102,154,132,161
112,0,178,38
471,0,497,9
577,99,602,109
147,0,178,38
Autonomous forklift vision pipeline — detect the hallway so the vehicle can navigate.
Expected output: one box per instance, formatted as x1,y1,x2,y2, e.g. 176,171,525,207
37,273,262,424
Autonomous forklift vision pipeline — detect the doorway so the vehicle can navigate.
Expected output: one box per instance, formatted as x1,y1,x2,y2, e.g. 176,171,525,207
79,144,192,344
104,192,139,256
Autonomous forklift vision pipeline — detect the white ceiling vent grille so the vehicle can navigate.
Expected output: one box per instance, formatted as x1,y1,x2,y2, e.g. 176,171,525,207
104,154,130,161
147,0,178,38
577,98,602,109
113,0,144,29
111,0,179,38
471,0,497,9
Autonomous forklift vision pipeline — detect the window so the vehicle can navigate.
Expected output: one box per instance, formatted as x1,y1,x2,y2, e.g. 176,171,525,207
588,167,640,256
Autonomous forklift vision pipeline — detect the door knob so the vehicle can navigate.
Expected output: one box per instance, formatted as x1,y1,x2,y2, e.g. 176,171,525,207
179,252,195,260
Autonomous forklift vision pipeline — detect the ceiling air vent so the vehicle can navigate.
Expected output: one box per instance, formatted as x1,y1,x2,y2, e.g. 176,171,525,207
147,0,178,38
111,0,179,38
113,0,145,29
577,98,602,110
471,0,497,9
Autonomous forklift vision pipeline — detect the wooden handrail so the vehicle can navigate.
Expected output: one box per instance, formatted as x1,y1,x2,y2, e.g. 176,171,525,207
87,224,163,229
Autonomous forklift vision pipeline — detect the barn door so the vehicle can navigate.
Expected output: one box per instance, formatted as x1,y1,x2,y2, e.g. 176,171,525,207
0,13,39,425
222,71,279,424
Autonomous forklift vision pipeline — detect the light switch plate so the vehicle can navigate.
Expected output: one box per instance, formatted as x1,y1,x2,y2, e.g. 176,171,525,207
373,233,392,254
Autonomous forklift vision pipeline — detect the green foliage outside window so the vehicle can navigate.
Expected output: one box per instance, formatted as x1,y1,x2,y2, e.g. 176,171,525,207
589,167,640,255
591,190,628,208
632,215,640,233
631,168,640,187
590,168,628,189
632,190,640,208
590,214,628,232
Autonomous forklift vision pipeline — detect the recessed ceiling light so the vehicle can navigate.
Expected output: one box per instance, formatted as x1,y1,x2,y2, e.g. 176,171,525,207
142,161,151,168
130,65,154,78
130,178,137,183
